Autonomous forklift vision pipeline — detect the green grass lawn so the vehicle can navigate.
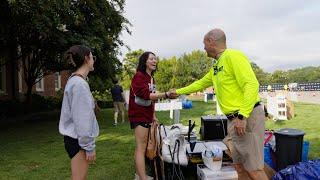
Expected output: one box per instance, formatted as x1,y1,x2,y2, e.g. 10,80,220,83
265,102,320,159
0,100,319,179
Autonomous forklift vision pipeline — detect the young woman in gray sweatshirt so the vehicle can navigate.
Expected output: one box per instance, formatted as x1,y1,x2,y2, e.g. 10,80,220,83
59,45,99,179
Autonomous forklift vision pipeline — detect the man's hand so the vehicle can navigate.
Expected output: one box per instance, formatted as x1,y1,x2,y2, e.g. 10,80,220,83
86,150,96,164
168,89,179,99
234,118,246,136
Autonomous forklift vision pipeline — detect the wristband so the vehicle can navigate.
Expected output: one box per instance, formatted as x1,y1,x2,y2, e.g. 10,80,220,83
238,114,244,120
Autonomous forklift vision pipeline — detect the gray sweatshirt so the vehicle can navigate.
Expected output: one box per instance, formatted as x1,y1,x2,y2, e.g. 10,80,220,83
59,76,99,153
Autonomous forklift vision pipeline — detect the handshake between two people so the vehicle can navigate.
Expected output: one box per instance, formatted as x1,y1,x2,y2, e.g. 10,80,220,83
165,89,179,99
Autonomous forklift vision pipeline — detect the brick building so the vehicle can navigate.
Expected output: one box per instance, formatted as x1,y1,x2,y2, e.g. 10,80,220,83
0,62,70,101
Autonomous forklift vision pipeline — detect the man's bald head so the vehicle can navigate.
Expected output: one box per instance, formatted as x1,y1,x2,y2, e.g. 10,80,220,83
205,28,226,45
203,28,227,58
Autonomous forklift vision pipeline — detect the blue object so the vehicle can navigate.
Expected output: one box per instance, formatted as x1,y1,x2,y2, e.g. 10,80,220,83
264,145,275,169
182,100,187,108
182,100,193,109
273,160,320,180
302,141,310,162
188,101,192,108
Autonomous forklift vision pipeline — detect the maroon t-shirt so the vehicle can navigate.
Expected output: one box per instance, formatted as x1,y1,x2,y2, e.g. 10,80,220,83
128,71,156,123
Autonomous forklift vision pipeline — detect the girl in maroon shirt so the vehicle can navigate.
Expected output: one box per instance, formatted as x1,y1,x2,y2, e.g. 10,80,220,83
129,52,170,180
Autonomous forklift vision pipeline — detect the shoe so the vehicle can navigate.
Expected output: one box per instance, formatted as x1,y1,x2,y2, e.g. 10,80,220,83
113,123,117,126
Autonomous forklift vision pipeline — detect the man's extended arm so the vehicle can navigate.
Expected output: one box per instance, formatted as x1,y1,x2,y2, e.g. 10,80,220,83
174,68,213,96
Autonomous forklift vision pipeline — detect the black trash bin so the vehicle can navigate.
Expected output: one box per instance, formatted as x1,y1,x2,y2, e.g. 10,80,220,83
274,128,305,171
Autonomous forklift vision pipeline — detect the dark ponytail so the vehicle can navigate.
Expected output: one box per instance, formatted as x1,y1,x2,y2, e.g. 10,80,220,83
64,45,92,71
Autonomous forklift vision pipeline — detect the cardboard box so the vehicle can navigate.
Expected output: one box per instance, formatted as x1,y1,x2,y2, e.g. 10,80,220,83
197,164,238,180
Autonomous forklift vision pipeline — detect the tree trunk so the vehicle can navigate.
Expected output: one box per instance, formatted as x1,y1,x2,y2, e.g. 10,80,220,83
10,56,18,101
25,82,33,113
9,29,18,101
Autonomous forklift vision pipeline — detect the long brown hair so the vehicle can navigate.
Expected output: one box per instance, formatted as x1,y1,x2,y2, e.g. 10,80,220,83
137,51,156,75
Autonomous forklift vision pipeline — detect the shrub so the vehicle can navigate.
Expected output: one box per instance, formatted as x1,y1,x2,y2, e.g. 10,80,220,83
0,93,63,120
97,101,113,108
92,89,112,102
0,100,25,118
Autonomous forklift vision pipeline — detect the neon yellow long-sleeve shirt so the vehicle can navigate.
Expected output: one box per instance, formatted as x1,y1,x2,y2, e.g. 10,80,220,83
176,49,260,118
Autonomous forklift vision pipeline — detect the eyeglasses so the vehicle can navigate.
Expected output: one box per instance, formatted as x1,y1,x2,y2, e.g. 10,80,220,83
93,56,96,62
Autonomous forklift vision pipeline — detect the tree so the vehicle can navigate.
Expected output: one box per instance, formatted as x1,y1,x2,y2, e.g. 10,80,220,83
0,1,21,99
175,50,212,88
2,0,130,103
270,70,288,84
251,62,270,85
65,0,131,92
287,66,320,83
7,0,72,103
120,49,144,89
154,56,179,91
0,1,15,65
154,50,212,91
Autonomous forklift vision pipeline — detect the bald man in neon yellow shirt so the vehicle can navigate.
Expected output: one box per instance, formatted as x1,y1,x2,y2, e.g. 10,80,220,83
171,29,268,180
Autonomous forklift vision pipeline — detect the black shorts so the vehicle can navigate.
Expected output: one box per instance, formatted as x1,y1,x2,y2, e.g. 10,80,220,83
130,122,151,129
64,136,81,159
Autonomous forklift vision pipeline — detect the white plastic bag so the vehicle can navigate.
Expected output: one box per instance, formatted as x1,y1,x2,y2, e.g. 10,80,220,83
160,126,188,166
202,145,223,171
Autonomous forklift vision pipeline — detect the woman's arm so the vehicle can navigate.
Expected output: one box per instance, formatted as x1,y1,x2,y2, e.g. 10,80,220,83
149,91,169,101
71,83,96,154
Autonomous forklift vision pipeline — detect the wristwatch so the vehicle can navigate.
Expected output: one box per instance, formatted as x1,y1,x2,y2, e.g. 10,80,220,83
237,114,244,120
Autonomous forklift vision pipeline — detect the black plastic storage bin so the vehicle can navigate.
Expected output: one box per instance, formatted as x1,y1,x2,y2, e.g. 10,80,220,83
274,128,305,171
200,115,228,140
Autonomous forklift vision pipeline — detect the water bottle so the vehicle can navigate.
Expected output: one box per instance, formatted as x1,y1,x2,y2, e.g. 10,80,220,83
212,147,222,161
205,150,212,158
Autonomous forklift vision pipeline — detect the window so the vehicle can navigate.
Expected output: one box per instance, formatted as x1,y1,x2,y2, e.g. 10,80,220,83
54,72,61,91
36,76,44,92
0,65,6,94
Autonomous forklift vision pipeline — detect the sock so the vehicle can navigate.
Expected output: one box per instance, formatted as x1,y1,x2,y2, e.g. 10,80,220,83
114,112,118,124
